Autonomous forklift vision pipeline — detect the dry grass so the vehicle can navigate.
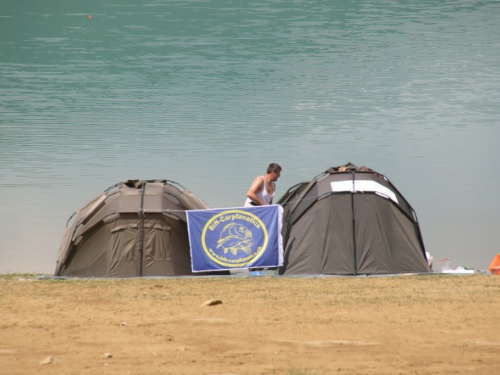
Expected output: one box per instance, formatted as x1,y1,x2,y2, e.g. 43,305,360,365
1,274,499,375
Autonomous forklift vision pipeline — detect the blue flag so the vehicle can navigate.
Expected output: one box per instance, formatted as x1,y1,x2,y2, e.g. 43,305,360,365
187,205,283,272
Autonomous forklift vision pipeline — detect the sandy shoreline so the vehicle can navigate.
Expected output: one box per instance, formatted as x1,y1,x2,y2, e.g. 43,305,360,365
1,273,499,374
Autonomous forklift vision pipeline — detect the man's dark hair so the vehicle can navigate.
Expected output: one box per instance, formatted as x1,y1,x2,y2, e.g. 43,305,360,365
267,163,282,173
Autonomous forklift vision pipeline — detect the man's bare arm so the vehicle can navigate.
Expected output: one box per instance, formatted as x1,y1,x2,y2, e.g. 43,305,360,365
246,177,265,205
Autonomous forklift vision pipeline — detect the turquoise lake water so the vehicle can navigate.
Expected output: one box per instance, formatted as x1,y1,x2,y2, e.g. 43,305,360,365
1,0,499,274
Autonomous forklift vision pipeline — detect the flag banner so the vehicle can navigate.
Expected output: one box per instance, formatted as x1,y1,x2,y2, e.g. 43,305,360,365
187,205,283,272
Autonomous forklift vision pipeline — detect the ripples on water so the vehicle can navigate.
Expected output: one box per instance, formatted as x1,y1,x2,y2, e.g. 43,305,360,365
1,0,499,272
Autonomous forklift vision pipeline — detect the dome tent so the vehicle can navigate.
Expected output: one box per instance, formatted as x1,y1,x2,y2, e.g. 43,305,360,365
277,163,429,275
55,180,220,277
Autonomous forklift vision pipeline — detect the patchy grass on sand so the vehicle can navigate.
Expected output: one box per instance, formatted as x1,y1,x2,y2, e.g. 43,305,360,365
0,274,499,375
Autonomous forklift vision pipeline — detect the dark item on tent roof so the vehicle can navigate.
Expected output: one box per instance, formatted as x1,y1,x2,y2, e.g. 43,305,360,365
277,163,430,275
55,180,226,278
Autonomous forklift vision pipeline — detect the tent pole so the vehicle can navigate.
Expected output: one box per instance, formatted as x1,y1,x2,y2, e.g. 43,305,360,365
350,171,357,275
138,183,146,276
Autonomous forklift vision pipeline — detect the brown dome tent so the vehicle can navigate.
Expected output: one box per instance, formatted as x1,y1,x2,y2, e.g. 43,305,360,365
55,180,219,277
277,163,430,275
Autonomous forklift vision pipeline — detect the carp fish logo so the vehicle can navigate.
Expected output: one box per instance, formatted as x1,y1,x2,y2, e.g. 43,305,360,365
201,210,268,268
217,223,254,255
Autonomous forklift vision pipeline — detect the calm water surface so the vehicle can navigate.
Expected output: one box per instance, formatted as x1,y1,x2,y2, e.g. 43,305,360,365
1,0,499,273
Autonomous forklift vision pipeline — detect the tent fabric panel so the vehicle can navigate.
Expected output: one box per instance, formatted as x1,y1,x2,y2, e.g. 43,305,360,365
384,204,429,273
60,223,112,277
55,227,75,275
353,195,396,274
180,190,211,210
352,174,413,219
167,219,196,276
69,196,120,248
108,215,140,277
319,195,356,274
281,195,355,275
142,215,174,276
354,195,428,274
313,172,414,220
277,182,310,208
315,173,353,195
286,180,322,226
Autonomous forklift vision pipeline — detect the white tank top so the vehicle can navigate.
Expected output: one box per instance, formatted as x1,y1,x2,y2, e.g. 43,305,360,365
244,176,274,207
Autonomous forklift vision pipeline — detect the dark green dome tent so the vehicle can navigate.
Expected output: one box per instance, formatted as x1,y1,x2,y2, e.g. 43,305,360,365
277,163,430,275
55,180,222,278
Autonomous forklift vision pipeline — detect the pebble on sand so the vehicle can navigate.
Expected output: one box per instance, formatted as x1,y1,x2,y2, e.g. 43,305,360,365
40,355,56,365
200,299,223,307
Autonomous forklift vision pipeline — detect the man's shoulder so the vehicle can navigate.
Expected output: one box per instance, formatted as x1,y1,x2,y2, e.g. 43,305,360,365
251,176,264,189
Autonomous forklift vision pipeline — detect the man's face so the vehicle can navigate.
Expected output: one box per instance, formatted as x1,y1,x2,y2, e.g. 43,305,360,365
272,170,281,181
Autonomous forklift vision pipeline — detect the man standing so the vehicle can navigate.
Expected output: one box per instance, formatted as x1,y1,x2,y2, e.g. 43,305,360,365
244,163,282,207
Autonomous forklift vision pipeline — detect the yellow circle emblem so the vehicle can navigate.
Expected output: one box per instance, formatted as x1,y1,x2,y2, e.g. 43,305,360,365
201,210,268,268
